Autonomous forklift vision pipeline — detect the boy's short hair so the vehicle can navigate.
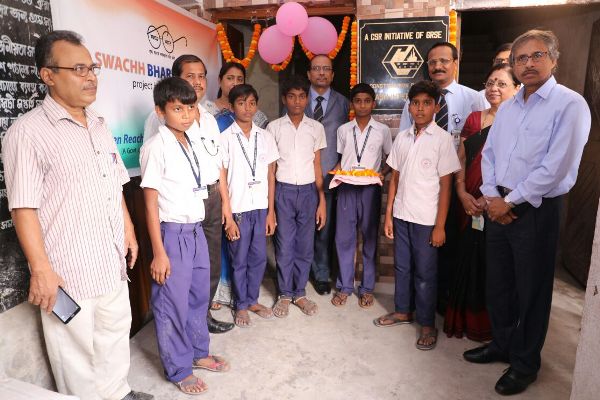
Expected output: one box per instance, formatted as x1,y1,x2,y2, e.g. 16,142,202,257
153,77,197,110
229,84,259,105
408,80,441,103
350,83,376,101
281,75,310,97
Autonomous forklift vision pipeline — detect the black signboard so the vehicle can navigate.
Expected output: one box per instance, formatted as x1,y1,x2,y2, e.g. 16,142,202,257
358,17,449,115
0,0,52,312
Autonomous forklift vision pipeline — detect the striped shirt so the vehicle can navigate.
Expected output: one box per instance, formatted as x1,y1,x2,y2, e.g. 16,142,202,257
2,95,130,300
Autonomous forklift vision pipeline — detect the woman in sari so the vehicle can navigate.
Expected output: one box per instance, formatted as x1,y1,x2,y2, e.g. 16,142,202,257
444,64,520,340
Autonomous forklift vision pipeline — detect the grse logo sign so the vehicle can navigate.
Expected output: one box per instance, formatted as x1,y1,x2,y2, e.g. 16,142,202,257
382,45,424,79
147,25,187,54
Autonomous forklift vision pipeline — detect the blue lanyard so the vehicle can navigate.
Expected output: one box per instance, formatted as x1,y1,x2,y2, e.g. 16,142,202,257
235,130,258,180
177,133,202,188
352,125,373,165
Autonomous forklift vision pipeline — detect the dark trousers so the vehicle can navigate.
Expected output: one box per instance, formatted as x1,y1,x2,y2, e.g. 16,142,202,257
393,218,437,327
437,190,459,312
274,182,318,298
202,181,222,301
486,196,562,375
311,187,336,282
335,184,381,295
228,209,267,310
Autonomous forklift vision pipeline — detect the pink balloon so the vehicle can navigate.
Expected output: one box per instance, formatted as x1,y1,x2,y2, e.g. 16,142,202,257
299,17,338,55
276,2,308,37
258,25,294,64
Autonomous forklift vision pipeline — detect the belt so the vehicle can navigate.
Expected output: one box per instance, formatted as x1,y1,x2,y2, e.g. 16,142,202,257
497,186,512,197
207,180,219,195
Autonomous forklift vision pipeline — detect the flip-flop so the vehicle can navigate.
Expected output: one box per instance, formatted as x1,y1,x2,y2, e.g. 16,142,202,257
193,355,230,372
175,375,207,395
292,296,318,316
416,328,438,351
233,310,252,328
273,296,292,318
358,293,375,309
373,313,414,327
249,304,274,320
331,292,348,307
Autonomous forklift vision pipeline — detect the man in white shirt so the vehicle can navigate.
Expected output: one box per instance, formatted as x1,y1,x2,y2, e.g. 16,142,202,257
143,55,234,334
267,76,327,318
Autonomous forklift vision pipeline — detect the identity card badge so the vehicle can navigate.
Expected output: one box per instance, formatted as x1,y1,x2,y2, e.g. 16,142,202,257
351,165,366,171
248,180,261,189
193,186,208,200
451,130,461,151
471,215,485,231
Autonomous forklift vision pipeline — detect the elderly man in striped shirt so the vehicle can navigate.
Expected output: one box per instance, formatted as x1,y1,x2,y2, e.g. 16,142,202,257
2,31,152,400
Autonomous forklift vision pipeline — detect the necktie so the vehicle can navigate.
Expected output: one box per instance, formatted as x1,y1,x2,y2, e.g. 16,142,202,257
436,89,449,131
313,96,324,122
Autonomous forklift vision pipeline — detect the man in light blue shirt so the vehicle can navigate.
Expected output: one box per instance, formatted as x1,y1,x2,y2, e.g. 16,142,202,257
463,29,591,396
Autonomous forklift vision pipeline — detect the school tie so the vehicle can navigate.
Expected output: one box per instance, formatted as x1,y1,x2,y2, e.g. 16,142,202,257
313,96,324,122
436,89,449,131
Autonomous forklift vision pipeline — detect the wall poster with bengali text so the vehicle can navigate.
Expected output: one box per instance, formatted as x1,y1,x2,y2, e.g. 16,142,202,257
358,17,449,115
0,0,52,312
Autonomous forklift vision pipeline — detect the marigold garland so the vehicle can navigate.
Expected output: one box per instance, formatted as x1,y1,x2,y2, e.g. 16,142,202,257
349,19,358,120
271,37,295,72
327,16,351,59
298,35,315,61
216,23,261,69
449,10,457,47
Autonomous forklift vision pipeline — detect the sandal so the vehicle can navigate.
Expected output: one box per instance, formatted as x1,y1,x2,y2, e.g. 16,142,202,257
358,293,374,309
210,302,222,311
273,296,292,318
331,292,348,307
175,375,207,395
234,309,252,328
416,328,438,351
292,296,318,316
373,312,413,327
193,355,230,372
248,303,274,319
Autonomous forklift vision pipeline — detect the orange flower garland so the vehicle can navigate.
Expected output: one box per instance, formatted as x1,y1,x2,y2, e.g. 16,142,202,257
327,16,351,59
449,10,458,47
271,37,295,72
349,19,358,120
298,35,315,61
216,23,261,69
328,168,379,177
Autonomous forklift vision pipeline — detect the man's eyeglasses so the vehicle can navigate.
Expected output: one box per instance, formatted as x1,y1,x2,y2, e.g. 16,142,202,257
513,51,549,66
46,64,101,77
426,58,453,67
484,80,509,89
310,66,333,72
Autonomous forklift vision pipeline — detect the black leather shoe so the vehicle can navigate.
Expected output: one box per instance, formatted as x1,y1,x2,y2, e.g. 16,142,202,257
463,345,509,364
207,314,234,334
314,281,331,295
495,367,537,396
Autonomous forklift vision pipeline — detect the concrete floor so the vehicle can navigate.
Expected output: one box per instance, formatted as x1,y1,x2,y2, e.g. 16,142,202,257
128,272,583,400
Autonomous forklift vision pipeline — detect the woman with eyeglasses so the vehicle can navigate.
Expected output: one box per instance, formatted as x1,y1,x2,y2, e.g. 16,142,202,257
444,63,520,341
204,61,269,131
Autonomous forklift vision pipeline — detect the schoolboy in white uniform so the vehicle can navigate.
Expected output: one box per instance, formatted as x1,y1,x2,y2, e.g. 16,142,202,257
331,83,392,308
221,84,280,328
267,75,327,318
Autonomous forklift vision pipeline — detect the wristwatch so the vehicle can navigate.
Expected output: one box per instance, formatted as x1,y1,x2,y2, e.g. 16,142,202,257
503,196,515,209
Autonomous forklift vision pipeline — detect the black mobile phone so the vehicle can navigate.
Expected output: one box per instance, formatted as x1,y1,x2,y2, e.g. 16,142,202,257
52,286,81,324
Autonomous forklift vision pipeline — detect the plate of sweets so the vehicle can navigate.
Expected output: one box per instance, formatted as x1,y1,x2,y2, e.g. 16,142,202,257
328,168,383,189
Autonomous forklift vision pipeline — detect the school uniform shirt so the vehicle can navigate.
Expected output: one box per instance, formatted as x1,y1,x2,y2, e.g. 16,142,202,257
143,103,222,185
266,114,327,185
140,125,206,223
337,117,393,172
221,122,280,214
399,80,487,133
387,122,461,226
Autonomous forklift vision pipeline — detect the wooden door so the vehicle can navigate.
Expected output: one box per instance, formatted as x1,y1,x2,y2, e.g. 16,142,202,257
561,19,600,286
